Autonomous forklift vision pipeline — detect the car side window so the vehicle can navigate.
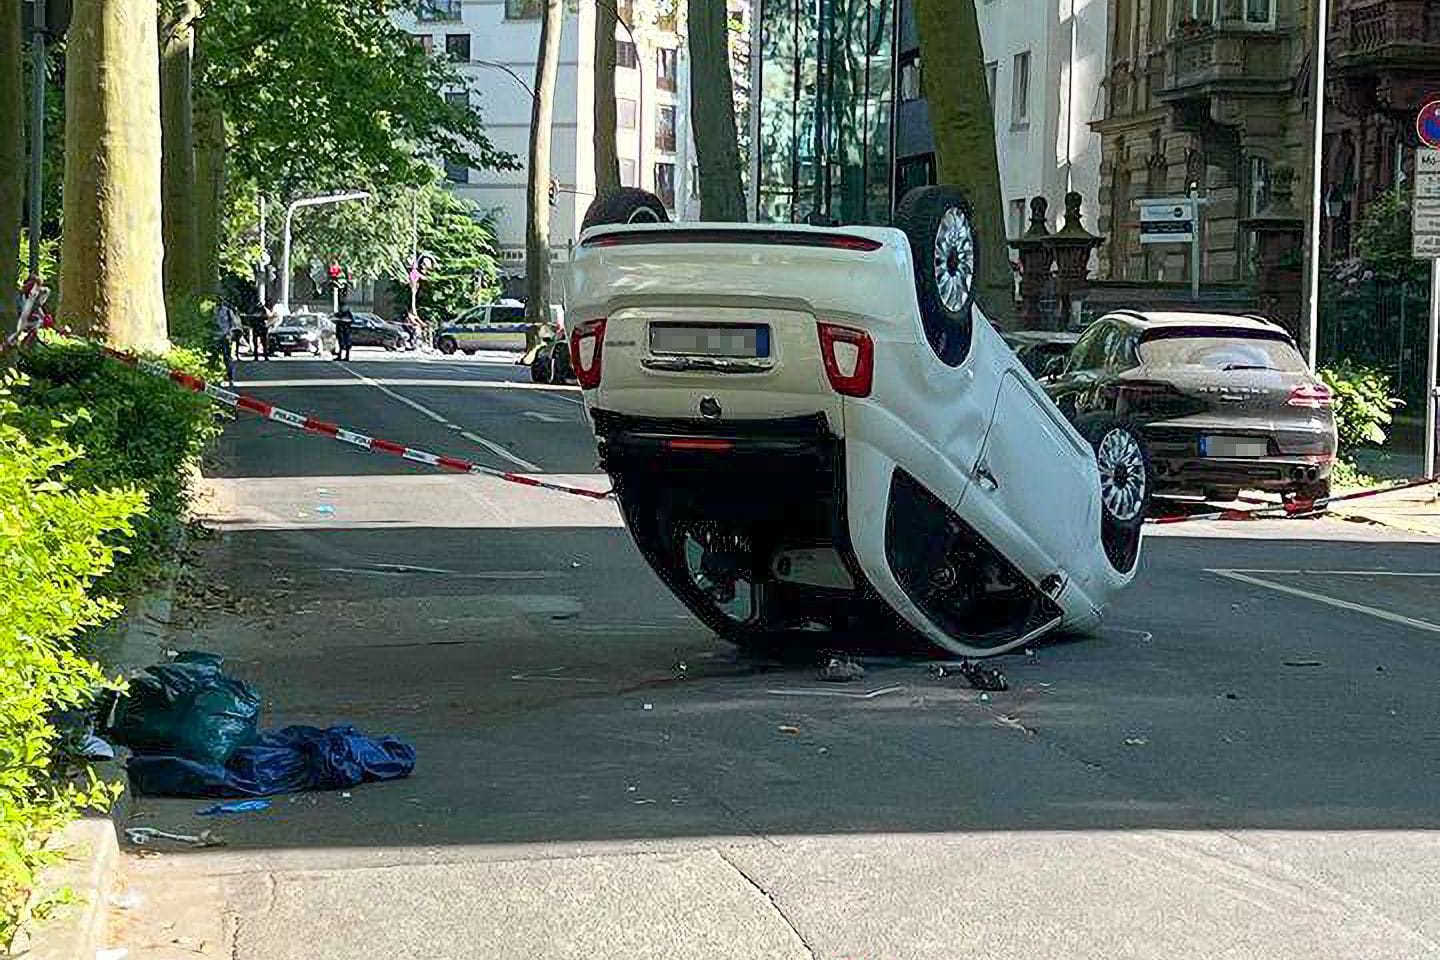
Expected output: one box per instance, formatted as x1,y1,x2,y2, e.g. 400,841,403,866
489,306,525,324
1109,330,1140,371
1066,323,1108,373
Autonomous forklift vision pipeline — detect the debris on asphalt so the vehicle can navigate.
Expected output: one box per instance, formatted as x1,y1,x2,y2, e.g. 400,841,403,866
570,560,582,568
632,798,656,805
109,891,144,910
994,714,1034,735
777,724,801,735
1283,659,1323,667
929,660,1008,692
196,799,271,816
642,703,654,711
1223,692,1239,700
1123,737,1148,746
979,693,990,703
80,733,116,761
125,827,225,848
96,948,129,960
107,651,261,766
675,661,688,679
818,657,865,682
315,504,335,515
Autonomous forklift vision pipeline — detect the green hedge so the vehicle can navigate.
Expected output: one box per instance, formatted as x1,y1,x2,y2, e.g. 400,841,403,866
1,337,221,939
1317,362,1403,461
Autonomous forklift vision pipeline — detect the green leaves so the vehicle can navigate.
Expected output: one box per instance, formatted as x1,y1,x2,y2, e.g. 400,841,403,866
1318,361,1404,457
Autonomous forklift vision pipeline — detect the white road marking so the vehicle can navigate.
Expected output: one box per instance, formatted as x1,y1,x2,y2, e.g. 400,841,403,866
1216,569,1440,577
522,410,565,424
766,684,905,700
460,431,540,471
1207,569,1440,636
338,362,541,471
233,377,581,395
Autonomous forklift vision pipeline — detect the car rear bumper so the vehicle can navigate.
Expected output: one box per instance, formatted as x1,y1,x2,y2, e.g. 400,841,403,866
1142,421,1334,492
591,410,841,486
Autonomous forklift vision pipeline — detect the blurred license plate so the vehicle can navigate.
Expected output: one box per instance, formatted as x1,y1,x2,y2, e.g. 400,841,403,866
1201,435,1268,457
650,324,769,358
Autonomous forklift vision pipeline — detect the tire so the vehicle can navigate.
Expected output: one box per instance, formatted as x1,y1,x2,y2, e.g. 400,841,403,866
1074,413,1151,574
581,188,670,231
384,339,398,352
1291,479,1331,503
438,336,458,355
893,185,979,365
530,352,553,384
462,348,476,356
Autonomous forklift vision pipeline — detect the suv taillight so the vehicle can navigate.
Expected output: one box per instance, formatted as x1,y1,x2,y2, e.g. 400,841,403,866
817,322,875,398
570,318,607,389
1287,383,1333,409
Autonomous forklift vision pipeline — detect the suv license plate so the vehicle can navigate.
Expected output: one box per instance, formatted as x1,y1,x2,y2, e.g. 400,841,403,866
650,324,770,358
1201,435,1268,458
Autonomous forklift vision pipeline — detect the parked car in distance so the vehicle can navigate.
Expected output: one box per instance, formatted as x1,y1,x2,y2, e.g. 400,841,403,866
436,300,529,354
268,312,336,356
1042,310,1337,501
344,312,406,351
1002,330,1081,380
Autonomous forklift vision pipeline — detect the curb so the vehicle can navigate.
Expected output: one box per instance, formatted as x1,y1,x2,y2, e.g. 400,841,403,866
6,818,119,960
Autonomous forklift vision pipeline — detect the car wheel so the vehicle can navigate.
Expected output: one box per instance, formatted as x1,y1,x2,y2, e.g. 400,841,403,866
1075,413,1151,574
462,348,476,355
384,340,398,352
438,337,458,355
530,352,553,384
581,187,670,231
894,185,978,364
1291,479,1332,504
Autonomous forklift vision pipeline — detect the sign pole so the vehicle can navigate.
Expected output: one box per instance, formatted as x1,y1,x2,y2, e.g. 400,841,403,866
26,0,47,278
1426,259,1438,479
1414,115,1440,478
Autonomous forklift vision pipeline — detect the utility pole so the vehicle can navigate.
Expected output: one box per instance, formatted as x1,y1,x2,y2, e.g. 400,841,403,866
277,191,370,315
257,195,268,307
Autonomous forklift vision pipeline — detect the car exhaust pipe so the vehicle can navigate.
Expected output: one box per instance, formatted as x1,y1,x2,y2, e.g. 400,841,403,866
1290,467,1305,481
1306,466,1318,481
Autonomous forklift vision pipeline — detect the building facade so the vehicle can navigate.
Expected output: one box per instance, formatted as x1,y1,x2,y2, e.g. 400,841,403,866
1322,0,1440,258
1091,0,1315,284
397,0,692,291
748,0,1107,237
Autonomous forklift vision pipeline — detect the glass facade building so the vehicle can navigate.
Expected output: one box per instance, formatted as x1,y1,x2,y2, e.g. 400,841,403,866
752,0,897,226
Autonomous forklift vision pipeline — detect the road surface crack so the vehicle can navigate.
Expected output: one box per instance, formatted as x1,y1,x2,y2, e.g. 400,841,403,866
715,848,816,959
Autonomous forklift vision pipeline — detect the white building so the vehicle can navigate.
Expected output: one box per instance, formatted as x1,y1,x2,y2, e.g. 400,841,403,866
396,0,694,294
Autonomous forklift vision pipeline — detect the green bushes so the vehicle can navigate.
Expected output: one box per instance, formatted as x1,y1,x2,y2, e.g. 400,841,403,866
1,337,221,937
1317,361,1404,457
13,338,222,592
0,378,142,938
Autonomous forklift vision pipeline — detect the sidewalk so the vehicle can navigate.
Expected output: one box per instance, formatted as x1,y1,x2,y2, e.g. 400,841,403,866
1328,480,1440,537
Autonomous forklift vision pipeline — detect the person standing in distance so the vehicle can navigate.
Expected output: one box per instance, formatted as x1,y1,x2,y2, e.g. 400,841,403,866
333,308,354,362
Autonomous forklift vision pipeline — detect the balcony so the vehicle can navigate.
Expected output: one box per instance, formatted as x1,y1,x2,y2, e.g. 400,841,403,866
1330,0,1440,69
1158,23,1291,104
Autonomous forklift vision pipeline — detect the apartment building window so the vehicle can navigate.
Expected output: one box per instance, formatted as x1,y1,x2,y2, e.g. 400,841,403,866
657,48,678,91
1246,156,1271,217
413,34,433,54
445,34,470,61
985,60,998,117
445,90,469,108
1009,198,1027,238
617,0,634,27
617,97,638,129
656,104,677,152
616,39,638,69
899,54,922,102
656,3,678,32
1243,0,1275,26
416,0,461,23
620,158,638,188
655,161,676,207
1174,0,1217,26
445,161,469,184
505,0,543,19
1010,51,1030,127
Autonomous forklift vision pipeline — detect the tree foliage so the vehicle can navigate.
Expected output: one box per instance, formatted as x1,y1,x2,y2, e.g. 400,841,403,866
198,0,518,198
1353,186,1427,284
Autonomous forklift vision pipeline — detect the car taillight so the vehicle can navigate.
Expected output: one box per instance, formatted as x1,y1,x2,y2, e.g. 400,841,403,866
664,438,734,452
817,322,874,398
569,318,607,389
1287,383,1333,408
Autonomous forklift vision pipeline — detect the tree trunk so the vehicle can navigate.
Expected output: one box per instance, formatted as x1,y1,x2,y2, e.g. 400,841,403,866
192,17,224,298
525,0,563,327
159,0,199,311
592,0,620,200
60,0,170,350
193,101,225,297
913,0,1013,325
687,0,745,221
0,0,22,331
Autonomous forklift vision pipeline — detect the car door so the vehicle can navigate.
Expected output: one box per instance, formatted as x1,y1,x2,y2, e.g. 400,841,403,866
1044,320,1114,419
484,304,530,351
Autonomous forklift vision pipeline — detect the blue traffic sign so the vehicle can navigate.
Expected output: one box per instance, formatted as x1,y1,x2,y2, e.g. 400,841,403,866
1419,100,1440,150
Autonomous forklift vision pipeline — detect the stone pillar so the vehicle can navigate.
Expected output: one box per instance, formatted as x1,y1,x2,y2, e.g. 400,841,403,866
1240,165,1306,342
1050,192,1105,330
1008,197,1055,329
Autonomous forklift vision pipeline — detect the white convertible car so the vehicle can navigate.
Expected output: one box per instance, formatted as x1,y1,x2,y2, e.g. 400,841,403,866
568,186,1147,657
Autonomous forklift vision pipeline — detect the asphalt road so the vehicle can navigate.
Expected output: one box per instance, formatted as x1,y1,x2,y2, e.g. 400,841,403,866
111,347,1440,960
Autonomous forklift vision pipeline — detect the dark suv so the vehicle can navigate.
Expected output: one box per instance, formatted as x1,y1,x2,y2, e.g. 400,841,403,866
1042,311,1338,501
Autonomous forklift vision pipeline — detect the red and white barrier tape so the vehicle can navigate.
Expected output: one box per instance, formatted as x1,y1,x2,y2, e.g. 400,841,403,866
1146,476,1437,525
98,346,614,501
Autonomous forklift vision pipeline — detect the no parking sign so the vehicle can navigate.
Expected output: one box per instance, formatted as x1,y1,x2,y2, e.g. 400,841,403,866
1418,99,1440,150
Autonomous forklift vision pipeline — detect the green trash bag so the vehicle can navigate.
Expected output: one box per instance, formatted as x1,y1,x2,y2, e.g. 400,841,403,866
108,651,261,765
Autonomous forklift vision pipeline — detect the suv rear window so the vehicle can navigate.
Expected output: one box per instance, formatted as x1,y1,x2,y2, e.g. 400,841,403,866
1138,329,1306,371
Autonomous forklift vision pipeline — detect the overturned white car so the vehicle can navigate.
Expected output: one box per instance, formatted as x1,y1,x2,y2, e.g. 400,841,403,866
568,187,1147,657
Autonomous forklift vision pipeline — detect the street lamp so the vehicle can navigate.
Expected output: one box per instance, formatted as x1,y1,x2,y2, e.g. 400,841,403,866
276,191,372,316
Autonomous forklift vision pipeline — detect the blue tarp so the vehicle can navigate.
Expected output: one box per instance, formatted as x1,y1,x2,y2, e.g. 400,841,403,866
128,724,416,798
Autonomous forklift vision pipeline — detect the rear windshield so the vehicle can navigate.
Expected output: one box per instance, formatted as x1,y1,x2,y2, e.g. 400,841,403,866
1138,330,1306,371
288,316,322,330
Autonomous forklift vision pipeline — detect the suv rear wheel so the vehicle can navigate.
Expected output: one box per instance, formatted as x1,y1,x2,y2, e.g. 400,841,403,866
438,336,458,355
894,185,978,366
581,188,670,231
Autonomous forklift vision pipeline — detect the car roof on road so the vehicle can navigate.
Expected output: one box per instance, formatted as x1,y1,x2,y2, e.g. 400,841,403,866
1104,310,1285,332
